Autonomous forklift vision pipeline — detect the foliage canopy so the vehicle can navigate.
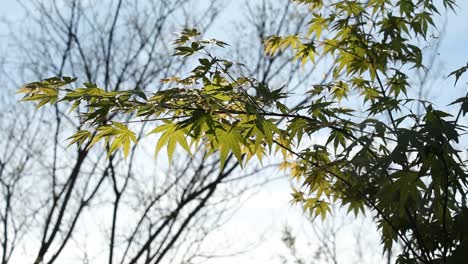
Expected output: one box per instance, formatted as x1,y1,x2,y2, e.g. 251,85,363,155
18,0,468,263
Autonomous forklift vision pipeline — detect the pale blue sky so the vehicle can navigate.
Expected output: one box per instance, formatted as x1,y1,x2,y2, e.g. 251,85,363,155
1,1,467,264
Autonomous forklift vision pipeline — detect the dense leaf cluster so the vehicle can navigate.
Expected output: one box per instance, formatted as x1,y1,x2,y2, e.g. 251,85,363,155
18,0,468,263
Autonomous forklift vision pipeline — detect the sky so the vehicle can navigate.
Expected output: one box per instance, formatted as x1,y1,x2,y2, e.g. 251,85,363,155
1,1,468,264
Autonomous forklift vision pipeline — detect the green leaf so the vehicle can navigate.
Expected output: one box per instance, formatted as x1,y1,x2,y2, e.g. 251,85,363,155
448,63,468,86
149,123,191,162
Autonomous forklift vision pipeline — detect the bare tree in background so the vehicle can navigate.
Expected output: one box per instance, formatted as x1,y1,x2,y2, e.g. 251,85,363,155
1,1,248,263
0,0,319,263
0,96,45,264
2,0,449,263
278,210,391,264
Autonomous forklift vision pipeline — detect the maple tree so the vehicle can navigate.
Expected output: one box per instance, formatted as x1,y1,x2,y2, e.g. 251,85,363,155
18,0,468,263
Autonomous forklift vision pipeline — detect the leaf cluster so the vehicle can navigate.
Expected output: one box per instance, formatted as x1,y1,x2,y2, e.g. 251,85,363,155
18,0,468,262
